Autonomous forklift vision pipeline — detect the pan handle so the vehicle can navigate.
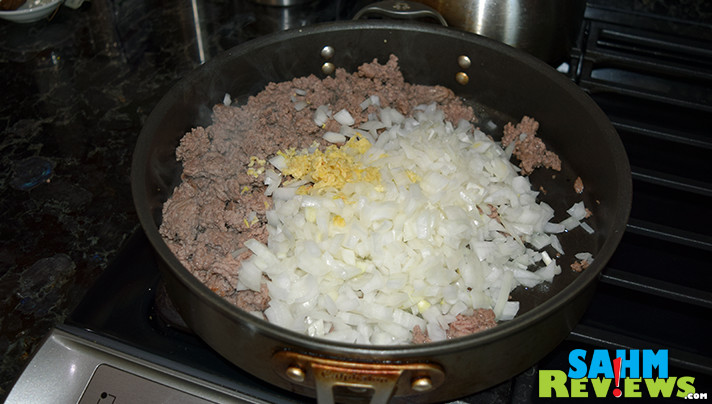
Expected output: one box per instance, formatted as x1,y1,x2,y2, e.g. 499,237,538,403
273,350,445,403
352,0,448,27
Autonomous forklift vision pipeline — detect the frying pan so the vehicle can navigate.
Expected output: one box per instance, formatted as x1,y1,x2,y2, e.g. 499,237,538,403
131,21,631,403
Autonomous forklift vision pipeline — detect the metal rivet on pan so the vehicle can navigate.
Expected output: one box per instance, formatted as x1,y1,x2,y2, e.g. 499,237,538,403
455,71,469,85
458,55,471,69
411,376,433,392
286,365,305,383
392,1,411,11
320,45,335,60
322,62,336,75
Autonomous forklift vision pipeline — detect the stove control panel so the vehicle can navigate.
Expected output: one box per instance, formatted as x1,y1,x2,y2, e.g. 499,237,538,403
79,364,217,404
5,328,269,404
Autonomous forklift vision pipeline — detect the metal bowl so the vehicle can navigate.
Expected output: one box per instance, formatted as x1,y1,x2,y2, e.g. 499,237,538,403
0,0,62,23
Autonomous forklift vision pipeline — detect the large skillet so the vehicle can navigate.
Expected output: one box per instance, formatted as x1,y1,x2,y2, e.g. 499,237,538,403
131,21,631,403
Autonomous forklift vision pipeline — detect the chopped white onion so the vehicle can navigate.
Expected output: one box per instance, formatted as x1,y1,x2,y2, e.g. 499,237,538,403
268,155,287,171
549,235,564,255
294,100,308,111
236,103,590,345
359,120,387,131
334,109,355,126
314,105,330,127
560,216,581,231
575,252,594,264
500,301,519,321
360,97,372,110
263,169,281,196
323,131,346,143
580,221,595,234
544,222,566,233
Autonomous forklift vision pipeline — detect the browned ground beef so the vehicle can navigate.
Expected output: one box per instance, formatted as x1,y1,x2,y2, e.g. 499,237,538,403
574,176,584,194
446,310,498,339
501,116,561,175
571,259,591,273
411,310,498,344
411,325,431,344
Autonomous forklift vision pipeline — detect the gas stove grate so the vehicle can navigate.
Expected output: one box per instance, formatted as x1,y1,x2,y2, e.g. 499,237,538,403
567,4,712,381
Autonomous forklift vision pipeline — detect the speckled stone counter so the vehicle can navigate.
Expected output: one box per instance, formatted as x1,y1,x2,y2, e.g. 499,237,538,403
0,0,709,398
0,0,344,396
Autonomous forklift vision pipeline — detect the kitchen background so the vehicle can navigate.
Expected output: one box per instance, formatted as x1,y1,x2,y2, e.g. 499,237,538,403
1,0,710,400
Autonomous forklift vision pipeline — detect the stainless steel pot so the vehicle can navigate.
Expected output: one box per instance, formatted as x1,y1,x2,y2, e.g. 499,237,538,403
131,20,630,403
407,0,586,65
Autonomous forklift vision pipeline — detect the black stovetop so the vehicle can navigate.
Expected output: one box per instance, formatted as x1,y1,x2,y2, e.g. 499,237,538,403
62,2,712,403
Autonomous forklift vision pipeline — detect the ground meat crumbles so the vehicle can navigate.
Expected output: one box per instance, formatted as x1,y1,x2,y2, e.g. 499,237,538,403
159,55,570,343
574,176,584,194
446,310,498,338
501,115,561,175
571,259,591,273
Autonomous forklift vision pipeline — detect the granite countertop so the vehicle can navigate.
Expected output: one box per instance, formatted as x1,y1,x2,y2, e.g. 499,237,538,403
0,0,709,399
0,0,343,396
